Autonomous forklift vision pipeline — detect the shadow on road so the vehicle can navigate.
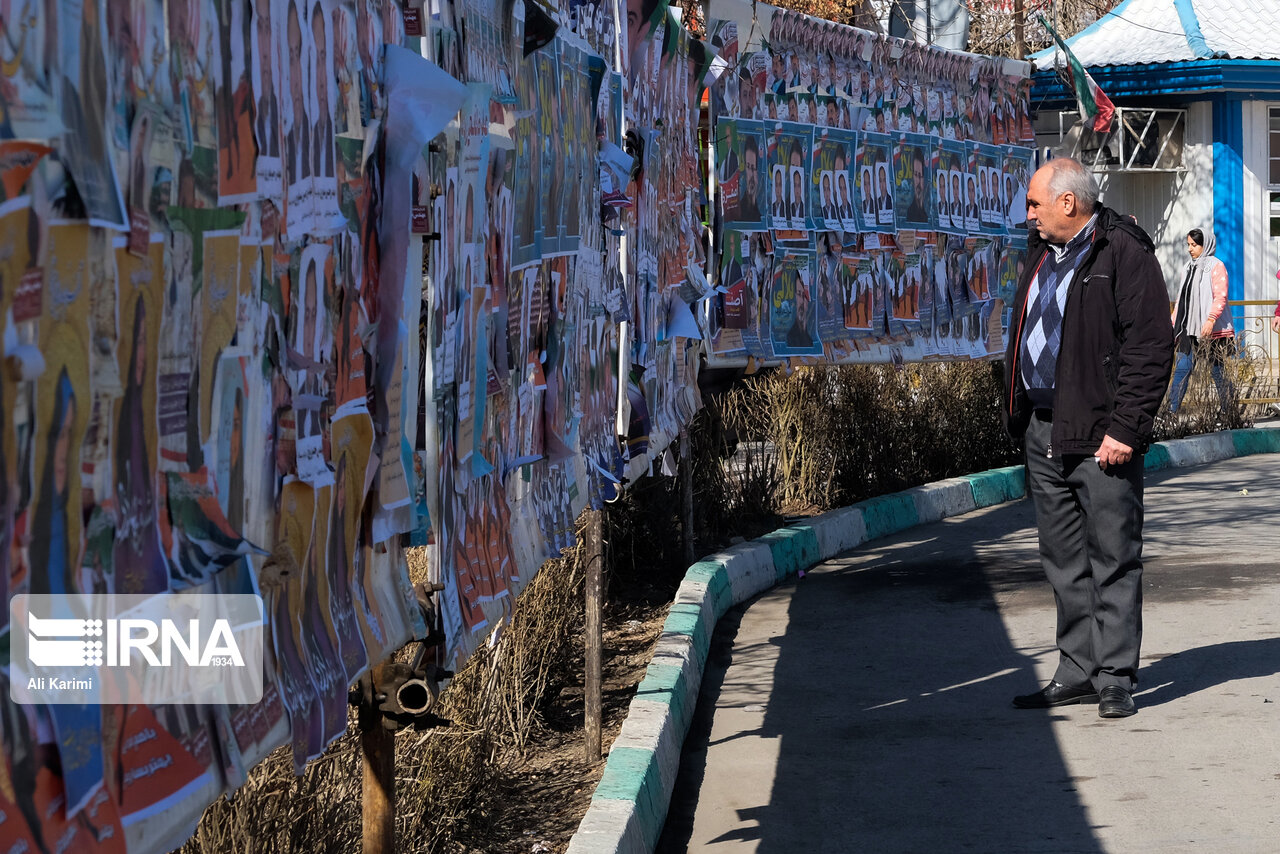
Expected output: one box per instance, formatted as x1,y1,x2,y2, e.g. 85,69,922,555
660,498,1107,853
1136,638,1280,708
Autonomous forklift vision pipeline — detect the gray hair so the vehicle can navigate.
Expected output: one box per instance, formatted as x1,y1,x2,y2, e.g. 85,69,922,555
1045,157,1100,211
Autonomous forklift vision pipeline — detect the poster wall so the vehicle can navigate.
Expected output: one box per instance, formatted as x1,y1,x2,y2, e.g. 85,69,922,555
706,5,1034,365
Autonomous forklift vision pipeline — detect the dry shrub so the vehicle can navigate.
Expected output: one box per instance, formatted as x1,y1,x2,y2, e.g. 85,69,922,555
720,361,1021,513
181,716,363,854
402,533,586,851
182,530,588,854
1154,339,1258,441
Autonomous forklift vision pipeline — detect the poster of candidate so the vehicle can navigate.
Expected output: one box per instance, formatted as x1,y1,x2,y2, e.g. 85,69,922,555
769,122,814,233
769,247,820,356
893,133,934,231
855,131,894,234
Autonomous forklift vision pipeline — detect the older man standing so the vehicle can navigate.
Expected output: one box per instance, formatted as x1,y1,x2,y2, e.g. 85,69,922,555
1003,157,1172,719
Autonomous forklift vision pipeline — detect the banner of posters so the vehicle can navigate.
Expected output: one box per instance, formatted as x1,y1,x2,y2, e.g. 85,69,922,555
706,3,1034,365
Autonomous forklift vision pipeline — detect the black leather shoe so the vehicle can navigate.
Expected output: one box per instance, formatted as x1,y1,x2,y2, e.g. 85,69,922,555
1098,685,1136,718
1012,681,1100,709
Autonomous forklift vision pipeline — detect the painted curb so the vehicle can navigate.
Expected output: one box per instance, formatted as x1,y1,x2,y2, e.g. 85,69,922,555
565,426,1280,854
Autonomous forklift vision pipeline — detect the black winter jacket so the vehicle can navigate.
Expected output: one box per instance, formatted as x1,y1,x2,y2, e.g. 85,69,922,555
1002,205,1174,455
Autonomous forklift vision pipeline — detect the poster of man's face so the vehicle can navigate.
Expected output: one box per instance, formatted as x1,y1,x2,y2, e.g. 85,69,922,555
281,0,309,185
771,164,786,218
252,0,281,160
309,0,336,182
899,143,930,226
738,126,763,226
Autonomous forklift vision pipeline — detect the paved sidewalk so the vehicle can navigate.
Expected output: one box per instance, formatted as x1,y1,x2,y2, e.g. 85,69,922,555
659,454,1280,853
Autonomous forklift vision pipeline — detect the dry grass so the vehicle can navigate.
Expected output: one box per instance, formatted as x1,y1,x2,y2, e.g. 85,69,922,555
182,529,588,854
717,361,1021,514
1153,339,1257,441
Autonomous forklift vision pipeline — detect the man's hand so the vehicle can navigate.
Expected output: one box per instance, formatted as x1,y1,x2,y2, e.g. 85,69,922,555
1271,315,1280,334
1094,435,1134,470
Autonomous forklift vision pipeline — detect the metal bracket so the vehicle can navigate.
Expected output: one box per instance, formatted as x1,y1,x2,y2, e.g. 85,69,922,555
349,582,453,731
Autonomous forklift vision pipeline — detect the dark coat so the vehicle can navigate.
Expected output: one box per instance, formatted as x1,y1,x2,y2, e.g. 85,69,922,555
1002,205,1174,455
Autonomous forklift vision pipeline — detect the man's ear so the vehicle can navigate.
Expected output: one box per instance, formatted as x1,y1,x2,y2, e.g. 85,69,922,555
1062,192,1077,216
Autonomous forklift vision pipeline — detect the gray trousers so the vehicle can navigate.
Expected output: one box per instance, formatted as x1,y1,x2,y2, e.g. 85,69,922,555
1024,411,1144,692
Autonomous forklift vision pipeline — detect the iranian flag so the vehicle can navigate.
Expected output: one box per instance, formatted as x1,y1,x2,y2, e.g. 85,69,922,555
1040,15,1115,133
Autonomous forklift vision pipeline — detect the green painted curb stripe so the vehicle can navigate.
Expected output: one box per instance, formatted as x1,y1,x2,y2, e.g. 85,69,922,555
962,465,1025,507
635,662,692,736
591,745,665,850
1144,443,1171,470
757,526,821,579
685,560,734,617
854,493,919,541
662,602,711,662
1231,427,1280,457
782,524,822,570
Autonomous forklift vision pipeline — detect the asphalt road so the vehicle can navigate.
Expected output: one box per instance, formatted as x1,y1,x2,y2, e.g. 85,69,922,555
659,453,1280,853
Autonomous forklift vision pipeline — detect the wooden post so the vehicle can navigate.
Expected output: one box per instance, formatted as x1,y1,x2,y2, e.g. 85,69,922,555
1014,0,1026,60
360,670,396,854
681,429,695,566
584,509,604,761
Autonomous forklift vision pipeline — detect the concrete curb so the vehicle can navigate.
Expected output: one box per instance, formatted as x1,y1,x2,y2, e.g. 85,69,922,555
564,427,1280,854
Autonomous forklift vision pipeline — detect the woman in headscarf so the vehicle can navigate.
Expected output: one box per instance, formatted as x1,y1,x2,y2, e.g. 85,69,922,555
1168,228,1235,415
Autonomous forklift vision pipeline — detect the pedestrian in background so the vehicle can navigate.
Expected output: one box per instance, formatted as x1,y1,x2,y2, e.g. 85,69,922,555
1003,156,1173,719
1167,228,1235,417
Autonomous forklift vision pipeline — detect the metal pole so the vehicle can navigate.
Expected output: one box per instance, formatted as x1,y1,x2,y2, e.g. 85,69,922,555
360,670,395,854
584,509,604,761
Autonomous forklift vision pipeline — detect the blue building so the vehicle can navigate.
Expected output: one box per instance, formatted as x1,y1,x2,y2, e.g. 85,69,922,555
1029,0,1280,353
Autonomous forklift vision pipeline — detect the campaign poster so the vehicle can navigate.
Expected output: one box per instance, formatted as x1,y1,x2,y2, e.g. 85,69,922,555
719,230,750,332
216,0,259,203
55,0,128,229
768,247,819,356
311,0,345,233
1003,146,1034,232
251,0,284,197
534,45,560,257
279,0,314,238
925,241,952,329
970,142,1007,237
893,132,935,231
769,122,814,233
738,232,770,358
814,231,846,342
721,119,767,231
965,236,996,305
827,128,858,232
511,48,540,268
865,249,891,337
810,129,844,233
855,131,894,233
889,249,922,333
936,140,967,236
112,237,170,595
841,249,874,334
